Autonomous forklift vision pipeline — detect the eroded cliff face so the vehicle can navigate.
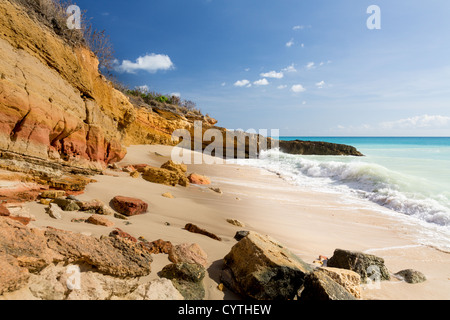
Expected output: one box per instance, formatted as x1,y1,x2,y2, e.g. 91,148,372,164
0,0,192,180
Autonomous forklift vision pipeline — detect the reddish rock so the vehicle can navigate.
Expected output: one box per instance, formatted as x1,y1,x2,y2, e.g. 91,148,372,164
8,216,32,226
44,227,153,278
0,182,44,203
110,228,138,243
169,243,208,267
140,239,173,255
86,215,115,227
188,173,211,185
0,204,10,216
184,223,222,241
111,196,148,216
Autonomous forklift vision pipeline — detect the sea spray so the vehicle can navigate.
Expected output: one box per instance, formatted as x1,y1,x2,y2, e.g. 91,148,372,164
235,147,450,250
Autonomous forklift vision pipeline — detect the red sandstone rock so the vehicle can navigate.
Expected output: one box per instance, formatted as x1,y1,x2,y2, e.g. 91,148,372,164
184,223,222,241
8,216,31,226
111,196,148,216
188,173,211,185
109,228,138,243
140,239,173,255
0,204,10,216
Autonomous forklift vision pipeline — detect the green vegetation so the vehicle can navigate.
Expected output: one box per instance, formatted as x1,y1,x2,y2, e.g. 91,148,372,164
13,0,209,120
125,87,203,117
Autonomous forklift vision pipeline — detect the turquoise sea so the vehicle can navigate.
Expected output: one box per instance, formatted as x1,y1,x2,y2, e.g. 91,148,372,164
239,137,450,250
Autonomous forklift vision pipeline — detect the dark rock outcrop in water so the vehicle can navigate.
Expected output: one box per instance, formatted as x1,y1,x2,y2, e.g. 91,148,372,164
279,140,364,156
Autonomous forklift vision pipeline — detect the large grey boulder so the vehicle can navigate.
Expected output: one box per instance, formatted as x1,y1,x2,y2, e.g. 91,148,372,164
327,249,390,281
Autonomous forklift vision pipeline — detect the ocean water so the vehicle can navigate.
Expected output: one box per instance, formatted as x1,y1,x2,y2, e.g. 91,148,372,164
235,137,450,251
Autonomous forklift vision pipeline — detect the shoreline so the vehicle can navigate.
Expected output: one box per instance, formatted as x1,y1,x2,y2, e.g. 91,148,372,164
3,144,449,300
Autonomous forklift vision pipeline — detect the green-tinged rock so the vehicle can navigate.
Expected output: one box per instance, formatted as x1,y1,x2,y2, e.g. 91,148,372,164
160,263,206,300
394,269,426,284
327,249,391,281
53,198,80,212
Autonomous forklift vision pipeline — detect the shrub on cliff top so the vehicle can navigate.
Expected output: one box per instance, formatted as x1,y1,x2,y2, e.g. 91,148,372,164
12,0,114,71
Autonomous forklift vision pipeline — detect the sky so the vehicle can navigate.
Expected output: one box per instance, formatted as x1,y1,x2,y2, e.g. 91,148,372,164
74,0,450,136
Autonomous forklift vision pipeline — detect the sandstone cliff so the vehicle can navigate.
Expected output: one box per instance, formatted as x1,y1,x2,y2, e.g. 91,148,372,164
0,0,198,182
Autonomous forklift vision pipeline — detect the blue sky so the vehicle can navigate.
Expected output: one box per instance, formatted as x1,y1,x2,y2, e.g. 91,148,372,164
75,0,450,136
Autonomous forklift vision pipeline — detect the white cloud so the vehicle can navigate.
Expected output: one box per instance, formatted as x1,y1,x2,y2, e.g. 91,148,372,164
137,85,149,92
301,43,305,48
277,85,287,89
260,71,284,79
171,92,181,98
286,38,294,47
380,115,450,129
293,25,304,30
302,101,307,105
234,79,250,87
291,84,306,93
306,62,315,70
221,82,226,87
316,81,325,88
115,54,174,74
254,78,269,86
282,64,297,73
245,68,250,72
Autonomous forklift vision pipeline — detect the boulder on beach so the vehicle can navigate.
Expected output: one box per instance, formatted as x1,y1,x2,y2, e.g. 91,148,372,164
394,269,426,284
299,269,357,301
169,243,208,267
78,199,114,216
160,160,187,174
140,239,173,255
234,230,249,241
142,166,189,187
46,203,63,220
111,196,148,216
44,227,153,278
221,231,313,300
160,262,206,300
52,198,80,212
315,267,362,299
327,249,391,281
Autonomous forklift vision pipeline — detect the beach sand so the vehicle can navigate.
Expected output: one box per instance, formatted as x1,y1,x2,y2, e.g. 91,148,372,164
19,145,450,300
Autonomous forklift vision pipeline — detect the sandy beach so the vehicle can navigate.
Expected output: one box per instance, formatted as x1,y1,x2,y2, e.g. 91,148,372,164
3,144,447,300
